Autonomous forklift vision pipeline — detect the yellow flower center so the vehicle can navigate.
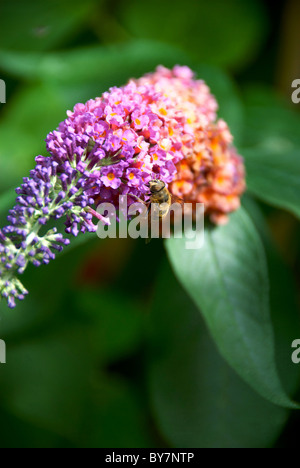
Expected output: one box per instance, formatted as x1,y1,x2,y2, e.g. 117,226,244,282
159,108,167,116
160,138,171,151
107,173,115,181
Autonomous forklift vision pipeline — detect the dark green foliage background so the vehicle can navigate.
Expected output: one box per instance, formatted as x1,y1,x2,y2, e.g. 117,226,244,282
0,0,300,448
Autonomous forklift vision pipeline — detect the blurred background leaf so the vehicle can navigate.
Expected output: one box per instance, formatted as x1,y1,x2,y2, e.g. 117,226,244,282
0,83,68,191
241,87,300,149
0,327,95,439
243,147,300,219
0,0,99,52
0,41,190,85
240,87,300,218
75,290,144,365
113,0,268,70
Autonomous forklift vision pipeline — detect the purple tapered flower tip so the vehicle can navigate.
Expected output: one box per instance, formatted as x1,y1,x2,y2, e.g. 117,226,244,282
8,297,16,309
16,255,26,268
0,229,7,242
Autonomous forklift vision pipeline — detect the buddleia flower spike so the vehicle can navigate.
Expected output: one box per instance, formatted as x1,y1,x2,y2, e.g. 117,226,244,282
0,66,245,308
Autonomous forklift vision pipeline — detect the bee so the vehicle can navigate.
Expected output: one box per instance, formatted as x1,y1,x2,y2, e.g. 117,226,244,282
130,179,184,242
146,179,172,218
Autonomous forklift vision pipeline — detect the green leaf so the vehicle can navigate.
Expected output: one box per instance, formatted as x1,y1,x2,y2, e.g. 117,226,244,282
0,0,98,52
148,262,291,448
165,208,297,408
114,0,268,69
242,196,300,397
243,147,300,219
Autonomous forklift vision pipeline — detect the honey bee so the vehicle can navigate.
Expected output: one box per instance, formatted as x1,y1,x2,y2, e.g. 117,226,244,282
146,179,172,218
129,179,184,242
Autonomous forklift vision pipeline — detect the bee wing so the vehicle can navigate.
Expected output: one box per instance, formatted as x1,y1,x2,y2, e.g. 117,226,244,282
171,194,185,206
